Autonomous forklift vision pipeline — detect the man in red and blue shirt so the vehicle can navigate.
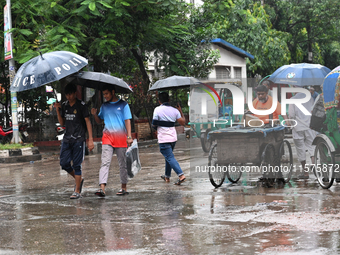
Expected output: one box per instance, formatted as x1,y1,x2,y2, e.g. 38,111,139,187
92,85,133,196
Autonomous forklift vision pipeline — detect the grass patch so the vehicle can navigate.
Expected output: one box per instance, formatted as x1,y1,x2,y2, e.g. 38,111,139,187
0,143,34,150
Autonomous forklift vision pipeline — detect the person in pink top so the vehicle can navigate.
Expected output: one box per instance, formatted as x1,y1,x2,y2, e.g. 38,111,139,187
152,92,186,185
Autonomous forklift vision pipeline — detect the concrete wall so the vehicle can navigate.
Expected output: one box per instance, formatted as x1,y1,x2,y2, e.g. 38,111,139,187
135,121,184,141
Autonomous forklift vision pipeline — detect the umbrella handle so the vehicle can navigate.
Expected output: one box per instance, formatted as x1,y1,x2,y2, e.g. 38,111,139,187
53,89,59,103
39,52,45,60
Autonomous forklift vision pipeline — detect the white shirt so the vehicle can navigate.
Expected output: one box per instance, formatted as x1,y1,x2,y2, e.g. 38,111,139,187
288,92,314,132
153,104,181,143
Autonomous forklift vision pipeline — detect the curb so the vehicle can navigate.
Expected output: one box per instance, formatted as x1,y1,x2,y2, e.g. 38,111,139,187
0,147,42,163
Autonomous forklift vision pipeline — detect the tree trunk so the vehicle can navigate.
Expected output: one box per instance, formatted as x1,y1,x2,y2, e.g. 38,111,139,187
131,48,151,93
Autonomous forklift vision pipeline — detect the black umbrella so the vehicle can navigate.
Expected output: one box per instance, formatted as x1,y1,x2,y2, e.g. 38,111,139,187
69,71,133,94
10,51,88,92
148,75,201,91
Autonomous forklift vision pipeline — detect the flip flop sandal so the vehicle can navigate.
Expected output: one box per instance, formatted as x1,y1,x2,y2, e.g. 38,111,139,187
70,192,81,199
174,177,186,185
95,189,106,197
160,175,170,182
116,189,129,196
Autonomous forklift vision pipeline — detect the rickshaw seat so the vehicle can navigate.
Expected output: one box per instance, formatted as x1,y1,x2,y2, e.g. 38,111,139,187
209,125,285,138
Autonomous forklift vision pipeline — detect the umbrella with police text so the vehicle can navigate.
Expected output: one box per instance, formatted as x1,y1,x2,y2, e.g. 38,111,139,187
10,51,88,92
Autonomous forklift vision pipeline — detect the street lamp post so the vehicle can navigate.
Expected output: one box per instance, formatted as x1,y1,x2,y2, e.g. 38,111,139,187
5,0,20,143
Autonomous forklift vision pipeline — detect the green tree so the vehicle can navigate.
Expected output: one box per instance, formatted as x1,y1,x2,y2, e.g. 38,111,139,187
265,0,340,66
190,0,291,77
8,0,220,92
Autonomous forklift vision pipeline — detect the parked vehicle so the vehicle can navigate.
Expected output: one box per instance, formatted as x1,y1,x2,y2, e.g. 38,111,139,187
55,123,66,141
19,123,29,142
208,126,293,188
0,124,13,144
0,122,29,144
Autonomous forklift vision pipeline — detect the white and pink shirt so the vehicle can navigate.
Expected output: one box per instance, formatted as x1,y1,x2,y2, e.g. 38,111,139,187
152,104,181,143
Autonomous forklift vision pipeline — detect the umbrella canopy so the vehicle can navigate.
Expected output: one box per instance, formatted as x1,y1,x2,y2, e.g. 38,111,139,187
148,75,201,91
69,71,133,94
322,65,340,109
268,63,331,87
10,51,88,92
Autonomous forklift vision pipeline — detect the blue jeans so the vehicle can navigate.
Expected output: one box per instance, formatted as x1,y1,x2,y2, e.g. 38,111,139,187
159,142,183,178
60,141,85,175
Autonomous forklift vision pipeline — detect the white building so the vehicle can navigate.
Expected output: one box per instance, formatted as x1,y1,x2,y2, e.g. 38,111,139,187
202,38,254,93
148,38,254,93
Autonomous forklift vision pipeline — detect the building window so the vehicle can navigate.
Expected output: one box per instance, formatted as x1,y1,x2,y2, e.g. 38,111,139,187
234,67,242,79
216,66,231,79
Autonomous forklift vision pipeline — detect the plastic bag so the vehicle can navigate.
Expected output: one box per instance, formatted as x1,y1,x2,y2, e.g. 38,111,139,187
126,139,142,179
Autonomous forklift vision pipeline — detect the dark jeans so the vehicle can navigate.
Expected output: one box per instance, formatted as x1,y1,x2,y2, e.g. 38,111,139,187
159,142,184,178
60,141,85,176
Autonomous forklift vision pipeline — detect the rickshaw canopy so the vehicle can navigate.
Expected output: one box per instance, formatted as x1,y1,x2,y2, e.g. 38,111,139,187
322,66,340,109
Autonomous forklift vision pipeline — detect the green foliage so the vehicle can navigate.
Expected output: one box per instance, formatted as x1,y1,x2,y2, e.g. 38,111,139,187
0,0,340,128
265,0,340,66
191,0,291,76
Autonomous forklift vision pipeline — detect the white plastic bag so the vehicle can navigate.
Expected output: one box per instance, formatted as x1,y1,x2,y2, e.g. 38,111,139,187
126,139,142,179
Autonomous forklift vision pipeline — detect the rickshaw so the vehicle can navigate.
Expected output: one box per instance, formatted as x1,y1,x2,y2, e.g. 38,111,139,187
312,66,340,189
207,124,293,188
188,80,241,152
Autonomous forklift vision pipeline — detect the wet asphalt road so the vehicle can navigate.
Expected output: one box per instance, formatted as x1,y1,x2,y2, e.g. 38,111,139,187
1,136,340,255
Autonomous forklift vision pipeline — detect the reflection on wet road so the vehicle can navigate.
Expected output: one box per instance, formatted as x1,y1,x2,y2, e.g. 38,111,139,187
1,138,340,254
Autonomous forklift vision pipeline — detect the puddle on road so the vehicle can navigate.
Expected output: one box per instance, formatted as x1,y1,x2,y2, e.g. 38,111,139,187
2,146,340,254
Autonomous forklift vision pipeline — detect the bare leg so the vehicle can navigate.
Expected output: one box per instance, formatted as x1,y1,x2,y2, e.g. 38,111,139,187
100,183,106,194
74,175,82,193
121,183,127,191
299,160,309,179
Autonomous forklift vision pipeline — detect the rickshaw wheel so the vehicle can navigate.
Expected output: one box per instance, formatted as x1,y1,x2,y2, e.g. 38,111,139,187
261,144,275,187
226,164,242,183
314,139,335,189
278,140,293,183
201,129,212,153
208,144,225,188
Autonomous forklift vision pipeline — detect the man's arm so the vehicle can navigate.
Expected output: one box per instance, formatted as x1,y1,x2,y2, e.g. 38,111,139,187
55,102,65,126
91,108,103,124
125,119,133,146
85,117,94,151
175,104,185,126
